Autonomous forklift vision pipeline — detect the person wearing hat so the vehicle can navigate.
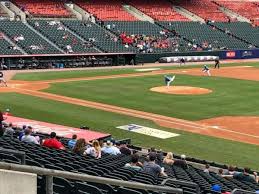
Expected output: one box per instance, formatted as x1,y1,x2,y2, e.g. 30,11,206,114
101,140,121,155
211,184,221,192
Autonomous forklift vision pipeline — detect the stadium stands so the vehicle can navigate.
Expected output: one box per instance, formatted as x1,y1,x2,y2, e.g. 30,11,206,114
213,22,259,47
104,21,190,53
1,130,259,194
75,0,138,21
215,1,259,25
175,0,229,22
0,20,62,54
159,21,250,50
62,20,136,53
13,0,72,18
0,37,22,55
125,0,189,21
28,20,100,54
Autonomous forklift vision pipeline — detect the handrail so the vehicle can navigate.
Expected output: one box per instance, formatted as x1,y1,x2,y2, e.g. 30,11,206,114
0,162,183,194
231,189,256,194
0,148,26,164
161,178,200,194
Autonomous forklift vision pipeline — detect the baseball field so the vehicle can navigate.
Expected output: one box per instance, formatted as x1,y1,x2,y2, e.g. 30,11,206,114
1,61,259,170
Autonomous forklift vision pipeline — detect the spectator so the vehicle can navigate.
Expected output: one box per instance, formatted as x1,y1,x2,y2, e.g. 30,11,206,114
68,134,77,149
73,138,87,155
84,140,101,159
174,154,188,169
42,132,65,150
204,164,210,173
119,143,131,155
101,140,121,155
18,125,27,141
4,123,14,136
211,184,221,193
233,168,258,183
163,152,174,165
143,152,167,178
21,127,39,144
224,165,236,175
218,168,224,176
125,154,143,171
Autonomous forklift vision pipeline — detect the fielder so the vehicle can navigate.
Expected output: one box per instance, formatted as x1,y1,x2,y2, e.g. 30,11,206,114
0,71,7,87
202,65,211,76
164,75,176,88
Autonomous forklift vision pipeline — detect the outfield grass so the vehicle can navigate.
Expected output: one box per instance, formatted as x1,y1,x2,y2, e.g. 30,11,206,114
12,62,259,81
1,93,259,169
44,74,259,120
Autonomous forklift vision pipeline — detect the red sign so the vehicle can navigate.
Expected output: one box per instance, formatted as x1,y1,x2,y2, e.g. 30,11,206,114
5,116,110,141
226,51,236,58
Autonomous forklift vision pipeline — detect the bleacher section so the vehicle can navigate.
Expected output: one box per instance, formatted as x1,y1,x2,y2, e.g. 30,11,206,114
1,134,259,194
0,38,22,55
13,0,72,18
0,21,62,54
75,0,138,21
215,1,259,25
125,0,189,21
62,20,136,53
104,21,190,52
28,20,99,54
159,22,250,50
175,0,228,22
213,22,259,47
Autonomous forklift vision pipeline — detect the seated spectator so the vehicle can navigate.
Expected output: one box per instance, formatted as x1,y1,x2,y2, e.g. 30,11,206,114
125,154,143,171
174,154,188,169
18,125,27,141
211,184,221,193
163,152,174,165
203,164,210,173
21,127,39,144
101,140,121,155
4,123,14,136
218,168,224,176
143,152,167,178
233,167,258,183
224,165,237,175
119,143,131,155
42,132,65,150
73,138,87,155
84,140,101,159
68,134,77,149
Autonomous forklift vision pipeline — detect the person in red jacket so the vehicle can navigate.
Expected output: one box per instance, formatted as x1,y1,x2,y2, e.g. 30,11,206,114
42,132,65,150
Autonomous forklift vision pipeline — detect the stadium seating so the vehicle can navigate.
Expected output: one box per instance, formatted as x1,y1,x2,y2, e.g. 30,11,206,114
0,37,22,55
104,21,190,52
13,0,72,18
1,133,259,194
62,20,136,53
75,0,138,21
175,0,228,22
28,20,100,54
125,0,189,21
215,1,259,25
159,21,250,50
213,22,259,47
0,20,62,54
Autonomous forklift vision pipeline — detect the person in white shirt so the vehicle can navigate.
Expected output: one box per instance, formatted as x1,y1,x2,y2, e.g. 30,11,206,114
21,128,39,144
101,141,121,155
84,140,101,159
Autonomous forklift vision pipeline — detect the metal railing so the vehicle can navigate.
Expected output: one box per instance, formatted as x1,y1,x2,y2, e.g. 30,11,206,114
0,162,183,194
231,189,256,194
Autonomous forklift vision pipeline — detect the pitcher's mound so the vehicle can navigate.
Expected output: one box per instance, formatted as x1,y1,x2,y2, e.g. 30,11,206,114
150,86,212,95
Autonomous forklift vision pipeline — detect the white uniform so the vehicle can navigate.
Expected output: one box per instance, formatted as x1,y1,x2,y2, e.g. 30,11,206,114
0,72,7,87
165,75,176,88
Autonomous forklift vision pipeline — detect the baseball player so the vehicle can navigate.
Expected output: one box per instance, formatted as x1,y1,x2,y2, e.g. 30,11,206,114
0,71,7,87
179,58,185,66
164,75,176,88
214,59,220,69
202,65,211,76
